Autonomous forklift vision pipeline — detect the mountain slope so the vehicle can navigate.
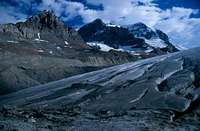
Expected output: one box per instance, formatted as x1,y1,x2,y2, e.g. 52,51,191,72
78,19,178,55
126,22,177,52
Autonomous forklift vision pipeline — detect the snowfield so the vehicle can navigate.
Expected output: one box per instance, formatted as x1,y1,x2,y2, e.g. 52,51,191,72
145,38,167,48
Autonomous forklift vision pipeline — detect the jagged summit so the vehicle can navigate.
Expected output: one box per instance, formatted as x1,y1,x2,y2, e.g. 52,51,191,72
0,10,87,48
92,18,105,26
25,10,65,31
13,10,68,40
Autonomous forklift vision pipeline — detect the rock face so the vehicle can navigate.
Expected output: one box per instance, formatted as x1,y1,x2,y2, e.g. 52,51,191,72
0,11,139,95
78,19,146,49
78,19,178,55
0,47,200,130
0,10,86,49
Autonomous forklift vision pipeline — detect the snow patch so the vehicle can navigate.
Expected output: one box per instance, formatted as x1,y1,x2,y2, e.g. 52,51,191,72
87,42,115,52
87,42,151,55
49,51,53,54
7,40,18,43
38,33,41,39
56,46,61,50
34,39,48,42
65,41,69,45
145,38,167,48
34,33,48,42
37,49,44,53
107,24,121,28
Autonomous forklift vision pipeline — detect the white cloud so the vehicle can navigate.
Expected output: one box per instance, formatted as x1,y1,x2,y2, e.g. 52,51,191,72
0,0,199,49
72,0,199,49
84,0,200,49
0,6,27,24
156,7,200,48
39,0,98,22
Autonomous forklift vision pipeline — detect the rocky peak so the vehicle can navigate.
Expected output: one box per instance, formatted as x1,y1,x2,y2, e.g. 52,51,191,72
13,10,68,40
0,10,87,49
24,10,65,31
78,19,106,42
0,10,68,41
92,19,105,26
79,19,178,54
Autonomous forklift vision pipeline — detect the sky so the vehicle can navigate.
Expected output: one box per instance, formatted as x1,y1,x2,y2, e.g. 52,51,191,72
0,0,200,49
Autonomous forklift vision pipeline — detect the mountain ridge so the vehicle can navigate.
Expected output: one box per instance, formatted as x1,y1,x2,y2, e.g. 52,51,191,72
0,10,139,95
78,18,178,55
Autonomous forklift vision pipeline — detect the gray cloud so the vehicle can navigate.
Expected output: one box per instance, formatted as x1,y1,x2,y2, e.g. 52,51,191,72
0,0,199,49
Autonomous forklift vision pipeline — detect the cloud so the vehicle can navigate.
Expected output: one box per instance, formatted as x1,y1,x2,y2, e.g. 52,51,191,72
156,7,200,48
38,0,99,23
83,0,200,49
0,5,27,24
73,0,199,49
0,0,199,49
0,0,39,24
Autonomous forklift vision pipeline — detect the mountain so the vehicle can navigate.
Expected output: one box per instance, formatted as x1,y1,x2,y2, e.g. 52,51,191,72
0,10,199,131
78,19,178,55
0,10,87,49
126,22,177,52
0,11,139,95
0,47,200,130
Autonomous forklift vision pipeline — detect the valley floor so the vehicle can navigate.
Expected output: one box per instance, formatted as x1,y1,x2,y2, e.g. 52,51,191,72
1,47,200,131
0,106,199,131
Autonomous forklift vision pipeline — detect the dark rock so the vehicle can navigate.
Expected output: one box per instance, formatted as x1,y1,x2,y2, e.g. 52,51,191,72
127,22,157,39
79,19,178,54
79,19,147,49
